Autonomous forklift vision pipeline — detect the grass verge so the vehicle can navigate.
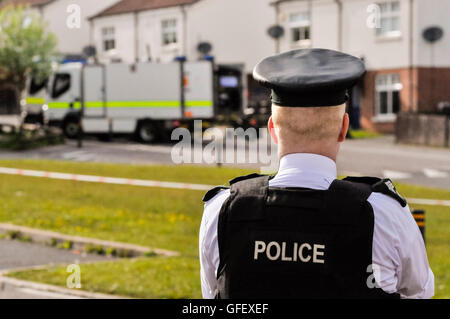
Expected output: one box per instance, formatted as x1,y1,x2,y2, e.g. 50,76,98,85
348,130,382,139
0,160,448,298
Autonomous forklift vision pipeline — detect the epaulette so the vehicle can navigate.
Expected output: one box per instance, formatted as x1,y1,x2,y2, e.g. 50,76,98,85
202,186,229,202
229,173,266,185
343,176,407,207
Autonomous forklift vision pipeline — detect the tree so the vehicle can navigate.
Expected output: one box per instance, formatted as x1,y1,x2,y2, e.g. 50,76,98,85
0,4,57,97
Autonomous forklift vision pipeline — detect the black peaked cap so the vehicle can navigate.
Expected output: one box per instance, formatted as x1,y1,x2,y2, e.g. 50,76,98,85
253,48,366,107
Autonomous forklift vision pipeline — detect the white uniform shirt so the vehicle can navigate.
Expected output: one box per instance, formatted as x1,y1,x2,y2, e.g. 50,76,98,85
199,153,434,299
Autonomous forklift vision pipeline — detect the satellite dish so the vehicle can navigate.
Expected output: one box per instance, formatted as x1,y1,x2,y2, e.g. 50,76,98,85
268,25,284,39
423,26,444,43
197,42,212,55
83,45,97,57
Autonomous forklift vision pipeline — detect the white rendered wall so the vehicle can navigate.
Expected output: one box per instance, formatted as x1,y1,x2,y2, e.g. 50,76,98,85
92,13,136,63
187,0,276,73
41,0,119,55
415,0,450,67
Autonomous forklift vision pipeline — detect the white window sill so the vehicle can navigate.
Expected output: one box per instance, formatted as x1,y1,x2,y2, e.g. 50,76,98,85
372,114,397,123
291,39,312,49
161,43,180,53
375,32,402,42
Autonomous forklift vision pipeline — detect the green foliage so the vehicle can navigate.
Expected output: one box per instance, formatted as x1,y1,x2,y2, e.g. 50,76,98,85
143,251,157,258
348,130,382,139
7,230,21,239
57,240,73,250
105,247,117,256
0,129,65,151
0,4,57,90
48,237,58,247
19,235,32,242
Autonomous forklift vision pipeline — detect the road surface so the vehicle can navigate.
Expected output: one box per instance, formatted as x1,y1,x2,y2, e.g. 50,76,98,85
0,135,448,189
0,240,111,299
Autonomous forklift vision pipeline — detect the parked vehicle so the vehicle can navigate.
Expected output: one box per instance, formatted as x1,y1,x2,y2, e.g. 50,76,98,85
23,59,246,143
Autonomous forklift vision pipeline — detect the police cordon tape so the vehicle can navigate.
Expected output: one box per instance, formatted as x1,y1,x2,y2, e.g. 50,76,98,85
0,167,449,207
0,167,211,191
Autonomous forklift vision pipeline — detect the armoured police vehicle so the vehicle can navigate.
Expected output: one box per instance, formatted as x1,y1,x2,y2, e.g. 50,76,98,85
23,59,245,143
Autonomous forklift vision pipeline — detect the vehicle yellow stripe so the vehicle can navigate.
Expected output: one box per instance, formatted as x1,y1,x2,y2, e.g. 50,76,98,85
26,98,46,104
48,102,81,109
46,100,212,109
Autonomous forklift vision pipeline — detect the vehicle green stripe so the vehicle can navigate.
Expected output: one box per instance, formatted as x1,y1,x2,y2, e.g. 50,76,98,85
47,100,212,109
106,101,181,108
48,102,81,109
26,98,46,104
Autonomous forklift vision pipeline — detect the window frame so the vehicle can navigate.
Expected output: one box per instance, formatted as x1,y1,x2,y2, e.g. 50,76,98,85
102,27,116,52
288,11,311,47
161,18,178,47
374,73,402,121
376,1,401,38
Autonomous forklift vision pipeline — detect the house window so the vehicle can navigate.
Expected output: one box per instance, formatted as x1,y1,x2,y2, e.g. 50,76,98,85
376,1,401,37
102,27,115,51
162,19,178,46
375,74,402,118
289,12,311,46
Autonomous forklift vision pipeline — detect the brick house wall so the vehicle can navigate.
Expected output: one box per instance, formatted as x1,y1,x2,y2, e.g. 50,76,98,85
360,67,450,133
416,68,450,113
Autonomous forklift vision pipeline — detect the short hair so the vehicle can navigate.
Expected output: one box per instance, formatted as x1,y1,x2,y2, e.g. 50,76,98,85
272,104,346,145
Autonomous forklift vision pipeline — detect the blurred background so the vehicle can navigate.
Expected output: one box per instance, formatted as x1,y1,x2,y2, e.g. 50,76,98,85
0,0,448,299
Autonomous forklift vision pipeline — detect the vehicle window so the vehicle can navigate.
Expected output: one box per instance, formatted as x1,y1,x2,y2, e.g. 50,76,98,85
51,73,71,99
29,77,48,95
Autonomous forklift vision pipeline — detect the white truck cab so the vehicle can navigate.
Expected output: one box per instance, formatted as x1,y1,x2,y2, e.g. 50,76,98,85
39,59,244,142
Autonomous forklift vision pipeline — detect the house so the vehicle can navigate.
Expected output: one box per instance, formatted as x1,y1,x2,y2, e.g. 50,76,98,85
0,0,120,56
273,0,450,133
90,0,275,67
89,0,276,109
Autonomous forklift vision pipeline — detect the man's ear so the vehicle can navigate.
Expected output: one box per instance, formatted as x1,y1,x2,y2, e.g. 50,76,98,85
338,113,349,142
268,116,278,144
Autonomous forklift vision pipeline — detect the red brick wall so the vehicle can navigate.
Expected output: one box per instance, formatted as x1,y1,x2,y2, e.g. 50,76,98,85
360,68,412,133
359,67,450,133
416,67,450,113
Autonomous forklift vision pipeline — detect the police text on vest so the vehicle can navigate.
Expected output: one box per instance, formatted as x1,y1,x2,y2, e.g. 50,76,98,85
254,240,325,263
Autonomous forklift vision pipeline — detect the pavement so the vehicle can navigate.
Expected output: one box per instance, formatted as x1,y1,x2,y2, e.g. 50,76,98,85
0,239,112,299
0,135,449,189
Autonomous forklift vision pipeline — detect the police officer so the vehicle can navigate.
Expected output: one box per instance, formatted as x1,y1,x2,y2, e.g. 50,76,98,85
199,49,434,299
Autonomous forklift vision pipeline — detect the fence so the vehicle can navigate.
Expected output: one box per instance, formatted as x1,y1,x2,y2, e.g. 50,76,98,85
396,112,449,147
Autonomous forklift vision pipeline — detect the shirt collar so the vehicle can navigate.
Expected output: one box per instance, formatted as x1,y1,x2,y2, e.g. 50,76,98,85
271,153,337,189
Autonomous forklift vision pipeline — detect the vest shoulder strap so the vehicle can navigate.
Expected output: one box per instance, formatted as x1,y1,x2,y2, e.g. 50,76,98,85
343,176,407,207
202,173,269,203
202,186,229,202
229,173,268,185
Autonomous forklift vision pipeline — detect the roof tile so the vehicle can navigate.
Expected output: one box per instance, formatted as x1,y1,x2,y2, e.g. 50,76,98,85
93,0,197,19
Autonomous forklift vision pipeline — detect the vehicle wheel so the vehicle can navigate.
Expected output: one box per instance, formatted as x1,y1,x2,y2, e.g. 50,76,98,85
63,119,80,139
137,121,159,144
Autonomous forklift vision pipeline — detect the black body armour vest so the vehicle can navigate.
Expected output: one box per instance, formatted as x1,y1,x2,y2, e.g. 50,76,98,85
204,174,405,299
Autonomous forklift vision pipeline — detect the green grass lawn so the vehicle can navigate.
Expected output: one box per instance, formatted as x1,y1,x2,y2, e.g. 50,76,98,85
348,130,382,139
0,159,449,298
